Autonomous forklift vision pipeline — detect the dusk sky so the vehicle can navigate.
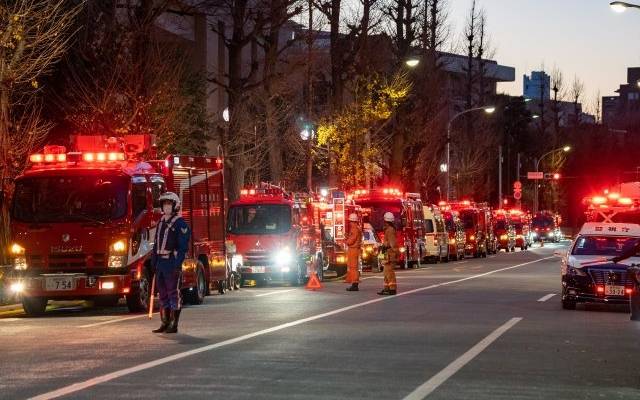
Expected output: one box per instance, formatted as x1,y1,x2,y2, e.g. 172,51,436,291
447,0,640,111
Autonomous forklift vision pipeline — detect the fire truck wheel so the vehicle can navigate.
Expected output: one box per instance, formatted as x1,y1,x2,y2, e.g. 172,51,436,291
22,297,48,316
126,268,152,313
185,267,206,304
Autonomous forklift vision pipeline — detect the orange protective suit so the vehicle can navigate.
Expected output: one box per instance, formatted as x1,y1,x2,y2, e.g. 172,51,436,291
344,223,362,284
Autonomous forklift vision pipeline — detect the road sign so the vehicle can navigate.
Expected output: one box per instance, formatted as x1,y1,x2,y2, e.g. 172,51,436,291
513,181,522,190
514,191,522,200
528,172,544,180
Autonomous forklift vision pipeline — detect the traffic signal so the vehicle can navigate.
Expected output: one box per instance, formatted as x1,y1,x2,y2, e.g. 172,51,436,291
543,172,561,180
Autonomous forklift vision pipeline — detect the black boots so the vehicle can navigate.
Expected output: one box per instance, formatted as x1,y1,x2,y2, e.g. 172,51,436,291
165,309,181,334
152,308,170,333
346,283,359,291
377,288,397,296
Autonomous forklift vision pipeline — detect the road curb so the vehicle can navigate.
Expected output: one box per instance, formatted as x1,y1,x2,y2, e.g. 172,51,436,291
0,303,22,312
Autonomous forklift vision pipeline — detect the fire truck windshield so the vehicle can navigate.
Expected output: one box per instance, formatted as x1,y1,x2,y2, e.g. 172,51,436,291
532,215,553,228
227,204,292,235
495,220,507,230
358,201,401,231
461,212,475,229
572,236,640,257
12,175,128,223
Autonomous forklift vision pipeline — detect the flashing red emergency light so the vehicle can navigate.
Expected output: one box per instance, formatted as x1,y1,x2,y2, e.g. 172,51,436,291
608,192,620,200
29,154,43,163
553,173,561,180
619,197,633,205
596,286,605,293
29,153,67,163
592,196,607,205
82,152,125,162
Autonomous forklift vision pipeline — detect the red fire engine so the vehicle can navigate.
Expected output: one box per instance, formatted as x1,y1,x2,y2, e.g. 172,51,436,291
226,184,322,286
493,209,517,252
6,135,228,316
352,188,424,269
447,201,489,258
312,191,361,278
507,209,532,250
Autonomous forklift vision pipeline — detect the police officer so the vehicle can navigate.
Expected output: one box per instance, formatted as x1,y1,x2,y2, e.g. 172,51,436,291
151,192,191,334
345,213,362,291
378,212,398,295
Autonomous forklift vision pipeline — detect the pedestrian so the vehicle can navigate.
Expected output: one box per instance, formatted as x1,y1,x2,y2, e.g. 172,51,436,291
345,213,362,291
151,192,191,334
378,212,398,296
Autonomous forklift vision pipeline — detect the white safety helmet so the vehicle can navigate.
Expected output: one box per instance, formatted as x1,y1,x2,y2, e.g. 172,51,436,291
383,212,395,222
348,213,359,222
159,192,181,212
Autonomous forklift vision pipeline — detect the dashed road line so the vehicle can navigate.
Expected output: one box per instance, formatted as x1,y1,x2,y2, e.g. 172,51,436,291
254,289,298,297
402,317,523,399
537,293,557,302
78,314,156,328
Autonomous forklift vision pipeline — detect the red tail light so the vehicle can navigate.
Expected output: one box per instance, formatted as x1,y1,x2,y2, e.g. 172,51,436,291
596,286,605,293
626,288,633,295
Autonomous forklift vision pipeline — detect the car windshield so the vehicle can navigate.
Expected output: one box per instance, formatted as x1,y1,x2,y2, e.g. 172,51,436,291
532,215,553,228
11,175,129,223
227,204,292,235
572,236,640,256
357,200,402,231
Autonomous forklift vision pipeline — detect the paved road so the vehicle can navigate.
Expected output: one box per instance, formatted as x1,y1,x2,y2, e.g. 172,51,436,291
1,243,639,400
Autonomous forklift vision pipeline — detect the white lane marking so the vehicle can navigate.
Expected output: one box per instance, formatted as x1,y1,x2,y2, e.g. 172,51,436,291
537,293,557,302
0,318,20,322
403,317,523,400
78,314,157,329
254,289,298,297
456,261,468,264
29,257,551,400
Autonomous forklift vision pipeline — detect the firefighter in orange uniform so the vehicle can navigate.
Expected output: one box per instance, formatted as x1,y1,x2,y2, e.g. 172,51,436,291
345,213,362,291
378,212,398,295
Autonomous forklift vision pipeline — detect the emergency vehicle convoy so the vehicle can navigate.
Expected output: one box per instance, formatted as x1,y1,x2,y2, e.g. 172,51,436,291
226,184,322,287
7,135,229,316
447,201,489,258
352,188,424,269
493,209,517,252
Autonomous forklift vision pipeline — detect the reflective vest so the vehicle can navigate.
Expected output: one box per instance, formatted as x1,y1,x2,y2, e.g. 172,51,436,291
155,215,180,257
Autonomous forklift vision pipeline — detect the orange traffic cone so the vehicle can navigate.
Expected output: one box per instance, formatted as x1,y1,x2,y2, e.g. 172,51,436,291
306,272,323,291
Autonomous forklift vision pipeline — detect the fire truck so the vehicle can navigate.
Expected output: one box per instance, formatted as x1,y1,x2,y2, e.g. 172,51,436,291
531,211,562,242
448,201,489,258
226,184,322,286
6,135,228,316
353,188,424,269
313,191,362,278
493,209,517,252
508,209,532,250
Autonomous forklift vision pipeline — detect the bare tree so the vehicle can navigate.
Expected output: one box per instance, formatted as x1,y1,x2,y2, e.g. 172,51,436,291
0,0,81,263
569,74,584,126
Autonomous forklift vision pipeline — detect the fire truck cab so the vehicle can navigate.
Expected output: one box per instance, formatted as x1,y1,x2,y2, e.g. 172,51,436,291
493,210,517,252
449,201,489,258
508,209,532,250
353,189,425,269
7,135,227,316
226,184,318,287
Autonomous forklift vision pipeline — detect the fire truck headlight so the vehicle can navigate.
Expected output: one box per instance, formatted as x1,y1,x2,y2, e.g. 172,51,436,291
13,257,28,270
469,235,476,242
449,238,456,245
365,245,374,253
532,232,538,238
500,234,508,241
399,247,406,253
10,282,25,293
10,243,25,256
111,240,127,254
108,255,127,269
274,247,293,265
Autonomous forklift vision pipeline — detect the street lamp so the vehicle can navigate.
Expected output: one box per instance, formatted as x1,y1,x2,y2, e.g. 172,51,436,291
610,1,640,12
445,106,495,200
533,145,571,213
405,58,420,68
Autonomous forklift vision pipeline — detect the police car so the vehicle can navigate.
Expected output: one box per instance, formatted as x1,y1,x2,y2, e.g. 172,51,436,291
560,222,640,310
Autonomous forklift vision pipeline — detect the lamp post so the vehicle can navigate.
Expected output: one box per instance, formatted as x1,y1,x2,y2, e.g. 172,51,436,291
446,106,495,200
610,1,640,12
533,145,571,213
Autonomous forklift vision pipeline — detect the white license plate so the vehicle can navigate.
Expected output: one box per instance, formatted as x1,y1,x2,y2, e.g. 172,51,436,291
605,285,625,296
45,276,75,291
250,267,266,273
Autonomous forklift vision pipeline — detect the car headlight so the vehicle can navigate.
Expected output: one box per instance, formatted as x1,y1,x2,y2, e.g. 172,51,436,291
10,243,25,255
274,247,293,265
111,240,127,254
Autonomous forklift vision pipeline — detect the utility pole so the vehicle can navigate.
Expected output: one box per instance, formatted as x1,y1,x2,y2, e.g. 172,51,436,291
516,152,521,208
498,145,503,208
305,0,314,192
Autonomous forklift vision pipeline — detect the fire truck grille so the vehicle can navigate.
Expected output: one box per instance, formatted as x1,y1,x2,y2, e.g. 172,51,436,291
28,254,107,270
588,269,633,287
244,251,272,266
